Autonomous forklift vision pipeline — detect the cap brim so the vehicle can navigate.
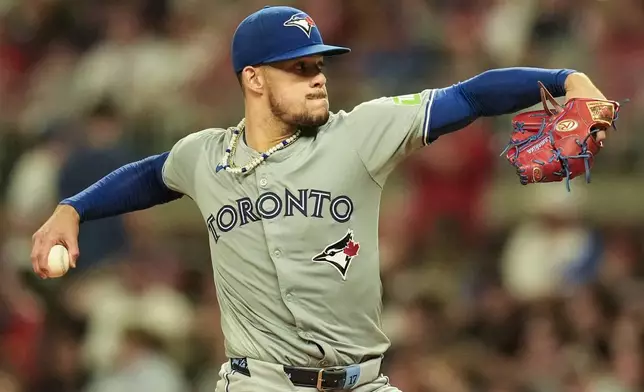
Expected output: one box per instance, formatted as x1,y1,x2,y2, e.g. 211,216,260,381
262,44,350,65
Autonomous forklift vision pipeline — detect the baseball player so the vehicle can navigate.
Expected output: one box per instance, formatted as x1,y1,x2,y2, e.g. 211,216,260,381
31,5,612,392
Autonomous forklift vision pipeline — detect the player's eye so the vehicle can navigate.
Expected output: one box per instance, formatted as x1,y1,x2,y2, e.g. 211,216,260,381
294,61,324,77
294,61,308,73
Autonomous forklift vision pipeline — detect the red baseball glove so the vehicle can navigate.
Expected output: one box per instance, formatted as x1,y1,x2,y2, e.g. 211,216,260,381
502,81,621,190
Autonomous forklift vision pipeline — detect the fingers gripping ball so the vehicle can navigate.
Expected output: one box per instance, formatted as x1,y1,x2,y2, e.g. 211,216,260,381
47,244,70,278
502,81,621,191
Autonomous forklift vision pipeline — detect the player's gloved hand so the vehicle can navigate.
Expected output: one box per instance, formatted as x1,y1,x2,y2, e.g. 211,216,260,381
501,76,621,191
564,72,611,144
31,205,80,278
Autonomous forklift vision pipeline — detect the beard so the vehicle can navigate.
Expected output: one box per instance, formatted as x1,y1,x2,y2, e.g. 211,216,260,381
267,89,329,135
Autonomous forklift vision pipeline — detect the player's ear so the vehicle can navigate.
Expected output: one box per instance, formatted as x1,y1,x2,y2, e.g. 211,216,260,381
242,66,264,95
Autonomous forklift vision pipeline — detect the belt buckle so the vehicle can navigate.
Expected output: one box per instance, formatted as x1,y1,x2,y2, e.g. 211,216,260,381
316,369,325,391
316,367,345,391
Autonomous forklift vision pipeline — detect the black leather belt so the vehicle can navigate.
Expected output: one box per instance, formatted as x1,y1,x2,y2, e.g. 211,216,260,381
230,357,380,391
284,365,351,390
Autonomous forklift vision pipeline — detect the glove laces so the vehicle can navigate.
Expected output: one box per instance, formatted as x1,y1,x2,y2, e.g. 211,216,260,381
500,118,548,160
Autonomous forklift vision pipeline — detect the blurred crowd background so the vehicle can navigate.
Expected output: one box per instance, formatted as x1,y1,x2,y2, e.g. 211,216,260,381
1,0,644,391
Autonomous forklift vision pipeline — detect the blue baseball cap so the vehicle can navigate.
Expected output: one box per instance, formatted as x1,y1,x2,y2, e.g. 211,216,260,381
231,6,351,74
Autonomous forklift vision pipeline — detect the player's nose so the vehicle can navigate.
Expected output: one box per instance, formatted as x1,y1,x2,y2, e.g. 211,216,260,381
310,71,326,88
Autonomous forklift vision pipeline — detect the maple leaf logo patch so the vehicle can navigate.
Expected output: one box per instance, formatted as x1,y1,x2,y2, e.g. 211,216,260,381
312,229,360,280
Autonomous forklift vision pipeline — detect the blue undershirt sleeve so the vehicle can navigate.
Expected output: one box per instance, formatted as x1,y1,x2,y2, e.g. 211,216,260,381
59,152,183,222
427,67,575,141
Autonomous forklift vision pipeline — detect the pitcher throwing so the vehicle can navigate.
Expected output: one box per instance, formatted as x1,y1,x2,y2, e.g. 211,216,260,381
31,5,618,391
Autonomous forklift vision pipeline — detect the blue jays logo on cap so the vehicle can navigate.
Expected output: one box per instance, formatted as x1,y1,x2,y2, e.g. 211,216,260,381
283,13,317,38
231,6,350,73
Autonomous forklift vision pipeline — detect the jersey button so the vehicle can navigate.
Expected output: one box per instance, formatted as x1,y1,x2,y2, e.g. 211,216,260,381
273,249,281,258
259,178,268,188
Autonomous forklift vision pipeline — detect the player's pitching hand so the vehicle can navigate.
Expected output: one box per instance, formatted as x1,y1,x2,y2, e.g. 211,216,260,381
564,72,608,144
31,205,80,279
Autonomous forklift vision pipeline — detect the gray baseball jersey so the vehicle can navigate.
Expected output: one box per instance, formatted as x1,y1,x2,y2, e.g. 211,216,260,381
162,89,436,368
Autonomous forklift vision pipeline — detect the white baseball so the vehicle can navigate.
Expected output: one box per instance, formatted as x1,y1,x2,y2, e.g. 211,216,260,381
47,244,70,278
